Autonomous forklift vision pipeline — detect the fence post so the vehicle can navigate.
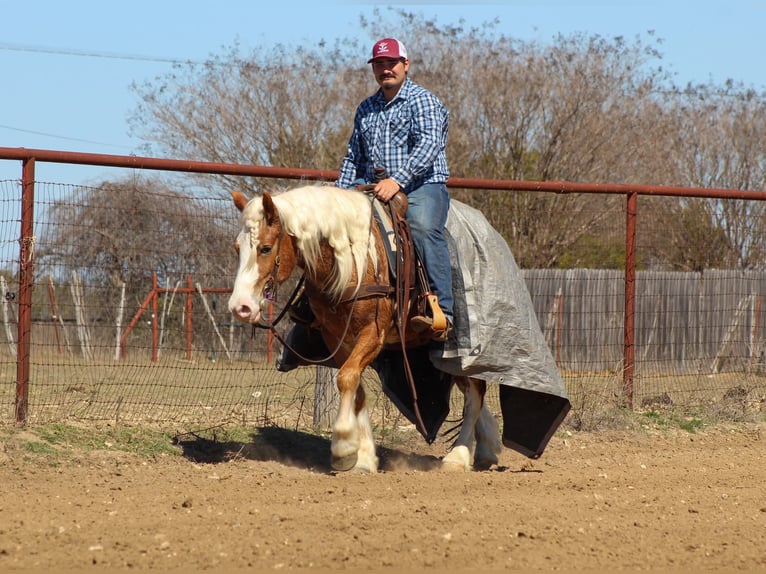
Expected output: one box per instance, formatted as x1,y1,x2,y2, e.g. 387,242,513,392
149,273,158,362
15,158,36,424
623,191,637,409
47,275,62,353
186,274,193,360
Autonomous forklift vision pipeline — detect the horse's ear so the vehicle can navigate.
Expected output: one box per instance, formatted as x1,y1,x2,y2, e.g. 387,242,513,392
262,192,278,226
231,190,249,212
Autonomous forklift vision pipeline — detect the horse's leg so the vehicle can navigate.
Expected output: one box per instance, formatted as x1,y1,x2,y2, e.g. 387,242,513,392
331,362,364,471
441,376,485,472
473,397,502,470
354,385,378,473
330,324,382,473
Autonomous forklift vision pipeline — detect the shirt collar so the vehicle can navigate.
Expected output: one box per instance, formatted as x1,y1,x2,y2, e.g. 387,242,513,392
374,77,412,106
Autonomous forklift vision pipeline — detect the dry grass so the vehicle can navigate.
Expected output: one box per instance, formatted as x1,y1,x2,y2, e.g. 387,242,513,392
2,346,764,444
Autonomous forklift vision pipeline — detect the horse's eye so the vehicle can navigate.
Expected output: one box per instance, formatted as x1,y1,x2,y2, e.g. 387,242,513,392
259,245,272,255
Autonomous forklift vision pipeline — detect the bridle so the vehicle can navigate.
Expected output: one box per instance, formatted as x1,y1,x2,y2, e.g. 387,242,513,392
249,226,291,329
248,212,371,366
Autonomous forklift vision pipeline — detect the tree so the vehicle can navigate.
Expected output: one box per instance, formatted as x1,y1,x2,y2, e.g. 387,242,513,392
416,26,678,267
37,176,235,320
639,197,729,272
670,83,766,269
129,40,370,197
126,8,766,271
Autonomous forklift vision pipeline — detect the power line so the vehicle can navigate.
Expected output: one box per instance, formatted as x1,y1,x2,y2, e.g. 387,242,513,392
0,43,201,151
0,42,199,150
0,42,197,65
0,123,133,149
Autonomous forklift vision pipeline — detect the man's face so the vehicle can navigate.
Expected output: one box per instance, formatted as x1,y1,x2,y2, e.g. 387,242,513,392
371,58,409,91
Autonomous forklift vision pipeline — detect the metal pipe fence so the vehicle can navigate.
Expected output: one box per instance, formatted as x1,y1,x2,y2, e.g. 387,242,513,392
2,146,766,429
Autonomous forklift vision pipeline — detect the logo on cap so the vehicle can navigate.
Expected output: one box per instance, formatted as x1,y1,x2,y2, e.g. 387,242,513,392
368,38,407,63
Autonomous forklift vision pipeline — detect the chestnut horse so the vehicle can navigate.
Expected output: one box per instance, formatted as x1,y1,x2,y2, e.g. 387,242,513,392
228,185,501,473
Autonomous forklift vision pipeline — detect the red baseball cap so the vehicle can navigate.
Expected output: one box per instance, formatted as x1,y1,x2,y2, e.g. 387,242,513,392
367,38,408,63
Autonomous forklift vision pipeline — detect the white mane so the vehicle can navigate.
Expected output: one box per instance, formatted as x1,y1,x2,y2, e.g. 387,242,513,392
244,185,378,301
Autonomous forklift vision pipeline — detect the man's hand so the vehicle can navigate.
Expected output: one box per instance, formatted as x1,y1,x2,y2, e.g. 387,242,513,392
373,178,401,202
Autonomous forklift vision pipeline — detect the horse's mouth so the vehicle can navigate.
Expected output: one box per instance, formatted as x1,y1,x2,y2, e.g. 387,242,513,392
231,306,261,324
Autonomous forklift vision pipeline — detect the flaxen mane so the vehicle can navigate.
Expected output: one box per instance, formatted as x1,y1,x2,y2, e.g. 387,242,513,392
243,185,379,300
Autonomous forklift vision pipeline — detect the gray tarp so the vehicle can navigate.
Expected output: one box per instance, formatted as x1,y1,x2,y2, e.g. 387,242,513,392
373,199,569,458
433,200,571,457
435,199,567,394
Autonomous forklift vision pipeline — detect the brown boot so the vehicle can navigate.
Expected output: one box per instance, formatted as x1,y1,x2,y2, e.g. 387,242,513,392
409,315,434,333
409,315,453,342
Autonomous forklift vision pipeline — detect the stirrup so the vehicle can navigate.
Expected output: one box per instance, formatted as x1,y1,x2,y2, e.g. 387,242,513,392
409,293,450,341
425,294,447,332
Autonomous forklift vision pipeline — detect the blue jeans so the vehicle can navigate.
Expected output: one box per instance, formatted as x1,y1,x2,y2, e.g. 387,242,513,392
405,183,454,322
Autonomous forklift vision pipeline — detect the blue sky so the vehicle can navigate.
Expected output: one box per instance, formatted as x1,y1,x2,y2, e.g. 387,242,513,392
1,0,765,185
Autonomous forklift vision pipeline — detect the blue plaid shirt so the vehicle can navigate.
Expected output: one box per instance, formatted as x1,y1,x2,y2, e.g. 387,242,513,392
336,78,449,193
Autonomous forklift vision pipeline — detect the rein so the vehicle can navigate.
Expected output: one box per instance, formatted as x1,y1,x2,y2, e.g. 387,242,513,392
251,267,357,366
386,197,429,439
268,296,356,366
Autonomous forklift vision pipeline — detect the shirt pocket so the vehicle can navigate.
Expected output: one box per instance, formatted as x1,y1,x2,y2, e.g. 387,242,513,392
388,110,411,148
359,116,378,148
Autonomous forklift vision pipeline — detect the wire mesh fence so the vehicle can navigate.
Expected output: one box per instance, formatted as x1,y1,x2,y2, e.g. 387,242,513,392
0,176,764,438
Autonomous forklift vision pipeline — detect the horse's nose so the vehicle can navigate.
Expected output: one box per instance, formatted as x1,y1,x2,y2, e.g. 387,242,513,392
232,303,254,322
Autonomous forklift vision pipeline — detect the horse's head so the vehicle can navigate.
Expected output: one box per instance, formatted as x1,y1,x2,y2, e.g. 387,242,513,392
228,190,297,324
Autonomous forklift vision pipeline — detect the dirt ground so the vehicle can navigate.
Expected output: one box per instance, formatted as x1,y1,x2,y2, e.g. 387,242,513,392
1,422,765,573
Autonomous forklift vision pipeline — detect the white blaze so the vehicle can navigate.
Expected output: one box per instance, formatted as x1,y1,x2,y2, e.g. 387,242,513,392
228,223,264,324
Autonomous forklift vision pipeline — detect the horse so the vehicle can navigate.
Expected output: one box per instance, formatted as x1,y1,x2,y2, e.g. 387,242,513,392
228,185,502,473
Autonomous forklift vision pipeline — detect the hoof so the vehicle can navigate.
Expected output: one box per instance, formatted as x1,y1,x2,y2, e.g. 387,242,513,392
441,445,470,472
440,460,469,472
331,452,358,472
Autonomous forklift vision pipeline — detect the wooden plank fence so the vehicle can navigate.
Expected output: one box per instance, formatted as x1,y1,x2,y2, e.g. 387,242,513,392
524,268,766,373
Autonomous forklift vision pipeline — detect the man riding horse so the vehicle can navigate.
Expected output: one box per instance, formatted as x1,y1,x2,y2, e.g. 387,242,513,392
334,37,453,342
